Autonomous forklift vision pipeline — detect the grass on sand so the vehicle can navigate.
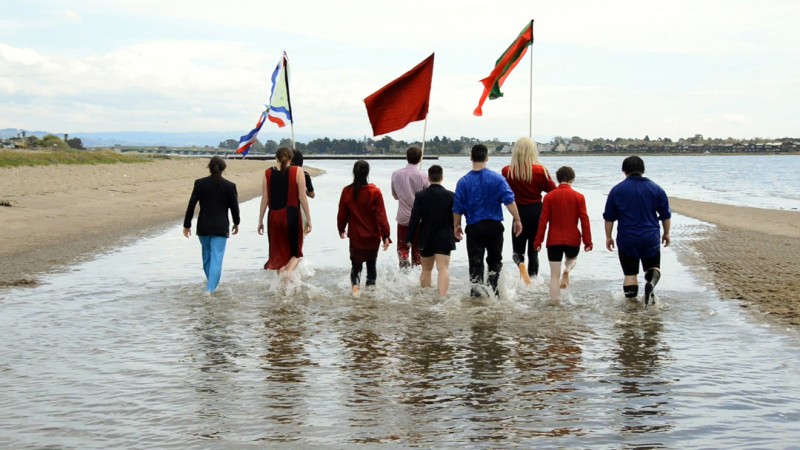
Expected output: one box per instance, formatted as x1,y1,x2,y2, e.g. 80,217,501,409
0,149,152,168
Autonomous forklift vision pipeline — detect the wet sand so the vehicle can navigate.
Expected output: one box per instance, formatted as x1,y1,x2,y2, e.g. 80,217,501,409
0,158,318,287
670,198,800,326
2,161,799,327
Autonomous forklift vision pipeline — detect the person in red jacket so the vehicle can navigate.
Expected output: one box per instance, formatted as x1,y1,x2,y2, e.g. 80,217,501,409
534,166,593,302
337,160,392,297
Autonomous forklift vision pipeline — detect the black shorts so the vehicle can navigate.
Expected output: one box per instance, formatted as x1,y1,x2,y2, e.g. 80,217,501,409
420,245,453,258
547,245,580,262
618,251,661,276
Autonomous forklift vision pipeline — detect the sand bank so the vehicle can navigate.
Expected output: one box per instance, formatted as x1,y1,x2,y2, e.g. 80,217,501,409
670,198,800,325
0,158,317,287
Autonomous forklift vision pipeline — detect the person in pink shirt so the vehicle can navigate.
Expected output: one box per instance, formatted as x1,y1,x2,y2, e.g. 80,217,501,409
534,166,593,302
390,146,430,269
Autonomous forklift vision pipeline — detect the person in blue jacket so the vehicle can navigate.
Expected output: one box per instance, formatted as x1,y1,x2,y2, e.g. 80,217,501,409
603,156,671,305
453,144,522,298
183,156,240,293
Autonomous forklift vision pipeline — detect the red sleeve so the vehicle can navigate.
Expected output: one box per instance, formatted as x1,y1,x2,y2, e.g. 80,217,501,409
373,188,392,242
534,196,550,249
543,168,558,193
578,194,592,246
337,188,349,234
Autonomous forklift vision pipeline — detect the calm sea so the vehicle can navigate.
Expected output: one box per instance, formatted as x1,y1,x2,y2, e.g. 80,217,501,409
1,154,799,449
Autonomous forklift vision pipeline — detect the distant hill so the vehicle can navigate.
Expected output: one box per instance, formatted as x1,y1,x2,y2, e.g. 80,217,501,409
0,128,316,148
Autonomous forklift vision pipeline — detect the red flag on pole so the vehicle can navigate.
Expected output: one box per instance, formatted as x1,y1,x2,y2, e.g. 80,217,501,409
364,53,434,136
474,21,534,116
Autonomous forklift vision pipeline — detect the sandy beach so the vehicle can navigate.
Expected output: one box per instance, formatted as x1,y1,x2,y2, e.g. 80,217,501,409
0,158,317,287
2,159,799,326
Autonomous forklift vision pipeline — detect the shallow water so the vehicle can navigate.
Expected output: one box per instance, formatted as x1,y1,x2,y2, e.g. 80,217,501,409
2,156,799,449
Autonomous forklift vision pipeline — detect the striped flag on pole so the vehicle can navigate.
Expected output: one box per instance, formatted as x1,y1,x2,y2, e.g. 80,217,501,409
236,110,267,156
267,52,292,127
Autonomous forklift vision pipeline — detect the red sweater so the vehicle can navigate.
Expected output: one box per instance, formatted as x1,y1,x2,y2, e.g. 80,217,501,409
534,184,592,249
501,164,557,205
337,184,391,250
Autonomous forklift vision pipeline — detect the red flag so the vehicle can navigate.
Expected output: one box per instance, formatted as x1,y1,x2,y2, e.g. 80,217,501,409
474,21,534,116
364,53,434,136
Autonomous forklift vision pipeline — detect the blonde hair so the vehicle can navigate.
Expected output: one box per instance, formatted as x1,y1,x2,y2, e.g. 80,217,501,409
507,137,549,182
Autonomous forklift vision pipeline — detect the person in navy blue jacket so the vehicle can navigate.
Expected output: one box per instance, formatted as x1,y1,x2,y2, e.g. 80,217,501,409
183,156,240,293
603,156,671,305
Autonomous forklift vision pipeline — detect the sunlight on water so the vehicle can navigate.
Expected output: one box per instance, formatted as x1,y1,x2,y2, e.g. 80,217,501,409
1,156,799,448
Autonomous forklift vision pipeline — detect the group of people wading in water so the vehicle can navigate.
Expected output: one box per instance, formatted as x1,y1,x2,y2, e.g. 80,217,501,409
184,137,671,305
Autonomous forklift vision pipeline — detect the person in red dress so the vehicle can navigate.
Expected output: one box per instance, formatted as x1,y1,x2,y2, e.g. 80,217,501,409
501,137,557,285
534,166,593,302
258,147,312,277
337,160,391,297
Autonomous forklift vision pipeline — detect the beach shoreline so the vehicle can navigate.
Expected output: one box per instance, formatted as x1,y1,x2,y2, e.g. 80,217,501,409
0,159,318,287
2,161,799,327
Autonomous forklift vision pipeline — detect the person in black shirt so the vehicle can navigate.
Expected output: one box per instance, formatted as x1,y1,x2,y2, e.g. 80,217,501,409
183,156,240,293
406,165,456,297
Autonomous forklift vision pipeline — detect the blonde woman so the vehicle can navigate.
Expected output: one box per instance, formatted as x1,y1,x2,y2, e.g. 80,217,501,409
501,137,557,283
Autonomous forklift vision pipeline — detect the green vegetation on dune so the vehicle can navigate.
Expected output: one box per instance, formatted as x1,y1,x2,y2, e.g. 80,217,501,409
0,149,151,168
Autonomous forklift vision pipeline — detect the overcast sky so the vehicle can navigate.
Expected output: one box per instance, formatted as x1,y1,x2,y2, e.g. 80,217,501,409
1,0,798,142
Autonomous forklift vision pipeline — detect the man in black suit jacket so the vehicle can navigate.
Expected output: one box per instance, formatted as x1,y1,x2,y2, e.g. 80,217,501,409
406,165,456,297
183,156,240,293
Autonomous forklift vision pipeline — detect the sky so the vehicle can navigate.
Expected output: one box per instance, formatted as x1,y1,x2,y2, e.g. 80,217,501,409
1,0,798,143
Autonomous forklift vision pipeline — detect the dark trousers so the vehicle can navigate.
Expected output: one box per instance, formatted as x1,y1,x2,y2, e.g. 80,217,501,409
512,203,542,276
351,259,377,287
465,220,504,296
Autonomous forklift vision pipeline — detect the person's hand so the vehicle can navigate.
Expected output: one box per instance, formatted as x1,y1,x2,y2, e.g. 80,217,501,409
305,221,312,235
405,241,411,248
606,237,615,252
513,220,523,237
231,224,239,235
257,223,264,235
534,244,541,252
183,227,191,238
662,233,670,247
454,224,463,241
339,231,346,239
585,244,593,252
381,238,391,251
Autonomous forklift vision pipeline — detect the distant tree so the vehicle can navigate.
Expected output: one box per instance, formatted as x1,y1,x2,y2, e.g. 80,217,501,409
219,139,238,149
41,134,68,149
264,139,278,154
644,135,650,141
66,137,85,149
250,139,265,153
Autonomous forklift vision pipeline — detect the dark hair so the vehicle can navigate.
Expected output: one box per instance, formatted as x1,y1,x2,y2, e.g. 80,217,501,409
556,166,575,183
428,164,443,183
208,156,226,180
276,147,293,171
406,146,422,165
622,155,645,176
352,160,370,199
291,150,304,167
471,144,488,163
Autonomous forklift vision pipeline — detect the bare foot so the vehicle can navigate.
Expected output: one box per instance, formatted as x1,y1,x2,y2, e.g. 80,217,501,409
352,286,360,298
518,263,531,286
560,271,569,289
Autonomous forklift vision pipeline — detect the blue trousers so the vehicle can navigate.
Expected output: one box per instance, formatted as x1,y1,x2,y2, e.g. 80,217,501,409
199,236,227,293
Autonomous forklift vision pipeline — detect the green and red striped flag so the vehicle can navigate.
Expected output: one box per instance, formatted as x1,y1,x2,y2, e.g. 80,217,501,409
474,21,534,116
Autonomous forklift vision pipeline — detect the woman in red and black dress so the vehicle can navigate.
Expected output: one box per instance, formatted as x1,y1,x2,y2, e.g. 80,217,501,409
337,160,391,296
501,137,557,283
258,147,312,276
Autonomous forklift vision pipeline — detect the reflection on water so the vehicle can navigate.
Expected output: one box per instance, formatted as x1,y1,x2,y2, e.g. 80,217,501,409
2,157,800,448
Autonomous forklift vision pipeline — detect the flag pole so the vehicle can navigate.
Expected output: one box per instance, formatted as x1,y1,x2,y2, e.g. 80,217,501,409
421,117,428,157
529,19,534,139
283,52,296,150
